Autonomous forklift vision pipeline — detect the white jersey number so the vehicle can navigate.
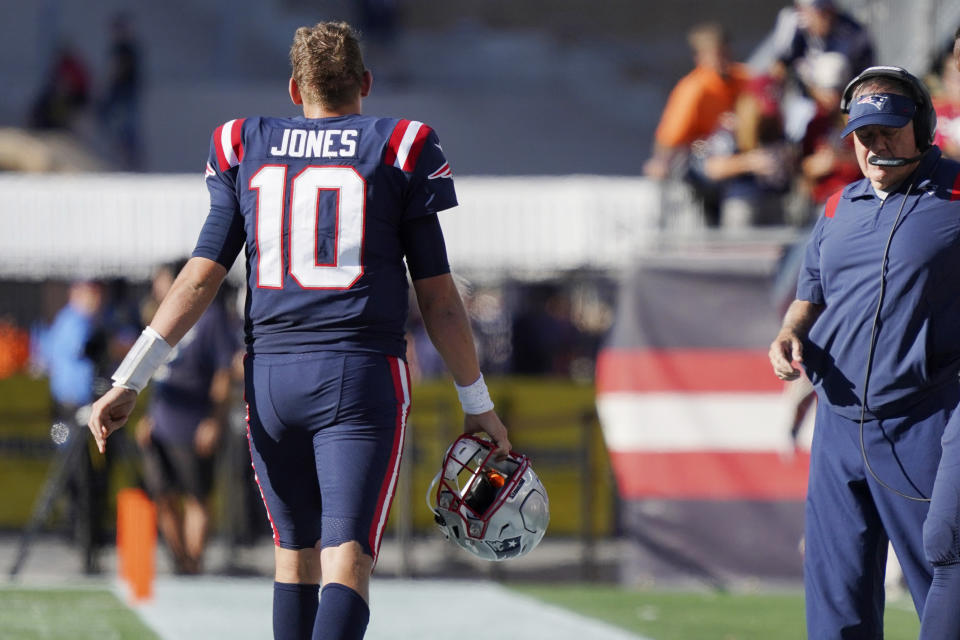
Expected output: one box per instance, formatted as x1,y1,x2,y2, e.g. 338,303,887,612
250,165,365,289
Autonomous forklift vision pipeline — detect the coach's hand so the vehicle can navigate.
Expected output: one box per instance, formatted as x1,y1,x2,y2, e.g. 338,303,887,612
464,410,511,459
88,386,138,454
769,330,804,381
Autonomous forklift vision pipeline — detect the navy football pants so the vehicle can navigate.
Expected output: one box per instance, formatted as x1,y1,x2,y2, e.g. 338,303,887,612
918,399,960,639
804,385,959,639
244,351,410,562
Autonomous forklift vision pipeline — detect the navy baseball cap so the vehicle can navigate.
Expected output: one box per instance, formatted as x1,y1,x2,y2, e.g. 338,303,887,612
841,92,917,138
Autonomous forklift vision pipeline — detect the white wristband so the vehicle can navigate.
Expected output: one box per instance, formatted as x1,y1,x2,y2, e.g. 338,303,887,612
111,326,172,393
455,374,494,415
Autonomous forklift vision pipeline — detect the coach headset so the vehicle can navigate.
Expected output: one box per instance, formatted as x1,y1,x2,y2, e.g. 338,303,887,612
840,65,937,167
840,66,938,501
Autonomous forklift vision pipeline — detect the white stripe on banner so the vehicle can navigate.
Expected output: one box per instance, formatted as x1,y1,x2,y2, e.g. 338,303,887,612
220,119,238,168
393,121,423,169
373,358,410,556
596,391,813,452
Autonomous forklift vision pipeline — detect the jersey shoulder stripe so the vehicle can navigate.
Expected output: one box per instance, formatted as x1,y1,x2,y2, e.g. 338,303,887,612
384,119,432,172
213,118,247,171
824,189,843,218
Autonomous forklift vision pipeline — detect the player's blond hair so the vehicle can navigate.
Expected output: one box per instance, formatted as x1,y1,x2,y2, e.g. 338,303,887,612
290,21,365,109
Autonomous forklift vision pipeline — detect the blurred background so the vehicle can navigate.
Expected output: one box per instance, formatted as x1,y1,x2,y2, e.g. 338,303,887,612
2,0,960,623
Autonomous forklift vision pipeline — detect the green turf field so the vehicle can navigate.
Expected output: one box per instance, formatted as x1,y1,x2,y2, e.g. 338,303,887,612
0,587,160,639
512,584,922,640
0,583,922,639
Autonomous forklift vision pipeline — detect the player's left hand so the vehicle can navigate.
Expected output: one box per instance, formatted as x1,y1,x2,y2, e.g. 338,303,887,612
464,410,511,459
87,386,138,454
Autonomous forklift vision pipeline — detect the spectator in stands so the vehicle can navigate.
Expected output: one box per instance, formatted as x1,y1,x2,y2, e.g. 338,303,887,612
466,287,513,376
28,44,91,130
135,260,240,574
356,0,405,85
511,285,581,376
98,12,143,170
689,75,795,228
643,23,751,226
955,25,960,70
765,0,873,143
933,48,960,160
770,0,874,84
798,51,862,216
32,280,108,573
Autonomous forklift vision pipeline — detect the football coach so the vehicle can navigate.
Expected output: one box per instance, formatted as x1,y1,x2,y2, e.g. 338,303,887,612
769,65,960,639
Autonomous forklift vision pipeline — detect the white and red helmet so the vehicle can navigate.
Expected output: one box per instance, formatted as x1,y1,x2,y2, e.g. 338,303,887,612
427,434,549,561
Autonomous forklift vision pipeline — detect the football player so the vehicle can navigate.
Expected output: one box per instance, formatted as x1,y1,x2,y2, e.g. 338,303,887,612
88,21,510,640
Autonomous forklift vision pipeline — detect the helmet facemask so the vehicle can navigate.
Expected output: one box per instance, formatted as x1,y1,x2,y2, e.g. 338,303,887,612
428,434,549,561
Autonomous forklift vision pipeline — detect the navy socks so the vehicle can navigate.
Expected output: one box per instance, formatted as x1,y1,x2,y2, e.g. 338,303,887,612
313,583,370,640
273,582,319,640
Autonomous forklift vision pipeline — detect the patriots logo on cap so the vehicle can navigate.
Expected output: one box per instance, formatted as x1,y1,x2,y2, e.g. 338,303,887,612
857,94,888,110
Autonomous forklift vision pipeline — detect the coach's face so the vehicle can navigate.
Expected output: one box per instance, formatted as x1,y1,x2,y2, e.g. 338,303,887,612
852,122,920,191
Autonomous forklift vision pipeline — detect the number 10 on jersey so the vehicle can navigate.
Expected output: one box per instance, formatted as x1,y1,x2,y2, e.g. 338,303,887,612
250,165,365,290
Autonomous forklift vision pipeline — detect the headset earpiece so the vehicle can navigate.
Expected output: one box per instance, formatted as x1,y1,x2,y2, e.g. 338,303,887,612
839,65,937,150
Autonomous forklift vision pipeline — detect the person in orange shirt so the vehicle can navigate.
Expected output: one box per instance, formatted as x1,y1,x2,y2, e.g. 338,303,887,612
643,23,751,226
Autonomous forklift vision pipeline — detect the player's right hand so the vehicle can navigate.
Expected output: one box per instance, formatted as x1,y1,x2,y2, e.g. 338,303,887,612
87,386,138,454
769,331,804,381
464,410,511,459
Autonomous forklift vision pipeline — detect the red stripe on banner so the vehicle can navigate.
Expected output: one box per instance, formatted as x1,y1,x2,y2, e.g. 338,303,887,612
609,450,810,500
402,124,432,172
383,119,409,167
369,357,409,563
213,123,229,172
231,118,246,163
951,170,960,202
824,189,842,218
595,349,783,393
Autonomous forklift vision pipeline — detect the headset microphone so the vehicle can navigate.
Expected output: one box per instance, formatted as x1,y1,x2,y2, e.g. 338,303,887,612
868,153,924,167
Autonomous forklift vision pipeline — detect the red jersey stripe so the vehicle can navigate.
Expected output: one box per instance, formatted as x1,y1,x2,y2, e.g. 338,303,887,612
384,119,410,167
951,169,960,202
824,189,843,218
369,356,410,564
213,123,229,172
230,118,246,164
402,124,432,172
244,404,280,545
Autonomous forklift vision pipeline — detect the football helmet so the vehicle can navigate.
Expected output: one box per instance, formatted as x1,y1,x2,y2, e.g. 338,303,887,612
426,434,549,561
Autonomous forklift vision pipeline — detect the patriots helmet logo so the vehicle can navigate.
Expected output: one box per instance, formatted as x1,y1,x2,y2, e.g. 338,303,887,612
484,535,524,559
857,94,888,110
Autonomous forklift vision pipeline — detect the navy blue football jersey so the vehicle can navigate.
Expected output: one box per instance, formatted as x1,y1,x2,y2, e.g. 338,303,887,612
193,115,457,356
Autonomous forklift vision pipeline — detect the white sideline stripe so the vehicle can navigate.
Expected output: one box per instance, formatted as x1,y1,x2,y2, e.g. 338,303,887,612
129,577,652,640
597,391,801,451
